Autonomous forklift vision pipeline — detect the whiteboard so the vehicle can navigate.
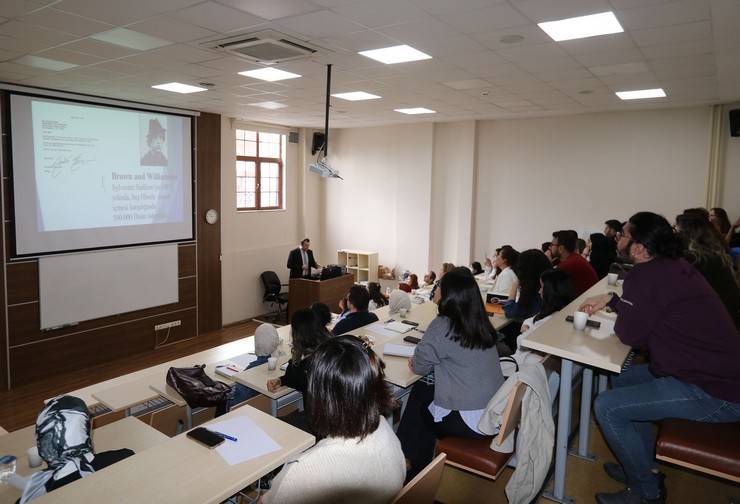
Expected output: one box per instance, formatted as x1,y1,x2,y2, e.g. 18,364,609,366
39,244,179,329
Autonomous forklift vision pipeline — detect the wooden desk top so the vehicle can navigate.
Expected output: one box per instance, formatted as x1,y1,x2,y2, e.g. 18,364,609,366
0,417,168,503
520,277,630,373
33,406,315,504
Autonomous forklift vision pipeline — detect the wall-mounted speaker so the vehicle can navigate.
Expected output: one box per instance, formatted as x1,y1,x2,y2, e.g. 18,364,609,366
311,132,326,155
730,109,740,137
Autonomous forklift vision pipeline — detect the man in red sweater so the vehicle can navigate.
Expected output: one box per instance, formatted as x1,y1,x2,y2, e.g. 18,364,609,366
551,230,598,296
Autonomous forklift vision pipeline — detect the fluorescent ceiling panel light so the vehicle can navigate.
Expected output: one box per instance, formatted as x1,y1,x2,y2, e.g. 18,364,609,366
538,11,623,42
394,107,436,115
358,44,432,64
91,28,171,51
332,91,381,101
152,82,207,94
615,88,666,100
238,67,301,82
14,55,78,71
248,101,287,109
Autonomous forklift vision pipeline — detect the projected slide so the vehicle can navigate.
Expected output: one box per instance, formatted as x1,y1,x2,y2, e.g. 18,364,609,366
10,93,193,256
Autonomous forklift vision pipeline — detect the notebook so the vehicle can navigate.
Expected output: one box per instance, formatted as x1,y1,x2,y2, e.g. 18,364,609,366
214,353,258,378
383,343,415,358
385,321,414,334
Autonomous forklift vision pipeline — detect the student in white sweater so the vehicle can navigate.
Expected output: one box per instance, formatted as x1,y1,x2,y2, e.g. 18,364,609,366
263,335,406,504
488,245,520,299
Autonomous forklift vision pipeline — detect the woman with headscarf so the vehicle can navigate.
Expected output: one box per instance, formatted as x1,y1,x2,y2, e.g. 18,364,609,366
19,395,134,504
388,289,411,315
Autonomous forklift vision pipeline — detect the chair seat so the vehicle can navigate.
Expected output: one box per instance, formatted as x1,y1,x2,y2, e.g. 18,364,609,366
436,436,512,478
656,419,740,479
265,293,288,303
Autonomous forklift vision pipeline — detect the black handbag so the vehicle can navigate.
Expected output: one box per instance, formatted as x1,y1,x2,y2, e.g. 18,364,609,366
166,365,232,409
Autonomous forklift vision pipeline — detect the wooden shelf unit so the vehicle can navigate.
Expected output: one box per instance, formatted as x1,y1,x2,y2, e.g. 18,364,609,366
337,250,378,283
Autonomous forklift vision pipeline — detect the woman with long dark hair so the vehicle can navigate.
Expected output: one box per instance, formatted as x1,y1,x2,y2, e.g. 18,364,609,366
709,207,732,236
503,249,552,320
367,282,388,310
676,212,740,326
397,267,504,480
588,232,617,279
516,270,577,345
488,245,519,298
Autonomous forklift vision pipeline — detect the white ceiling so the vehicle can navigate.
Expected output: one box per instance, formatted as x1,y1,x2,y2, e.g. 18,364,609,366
0,0,739,128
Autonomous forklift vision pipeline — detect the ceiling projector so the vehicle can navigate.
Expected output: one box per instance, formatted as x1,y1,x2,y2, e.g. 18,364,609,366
308,158,342,179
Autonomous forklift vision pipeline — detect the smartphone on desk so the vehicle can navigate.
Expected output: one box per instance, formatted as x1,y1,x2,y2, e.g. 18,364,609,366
565,315,601,329
403,335,421,344
187,427,224,449
401,320,419,327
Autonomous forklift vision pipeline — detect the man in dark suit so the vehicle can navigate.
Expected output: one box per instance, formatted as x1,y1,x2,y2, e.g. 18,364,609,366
287,238,320,278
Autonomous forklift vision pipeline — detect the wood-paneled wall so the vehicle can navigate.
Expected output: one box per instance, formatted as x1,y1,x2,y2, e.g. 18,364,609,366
0,93,222,389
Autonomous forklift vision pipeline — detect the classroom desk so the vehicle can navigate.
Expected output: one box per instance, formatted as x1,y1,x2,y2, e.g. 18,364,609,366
32,406,315,504
520,277,630,504
0,417,168,503
0,425,7,435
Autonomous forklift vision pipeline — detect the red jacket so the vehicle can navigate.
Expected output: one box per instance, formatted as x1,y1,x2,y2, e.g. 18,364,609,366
558,253,598,296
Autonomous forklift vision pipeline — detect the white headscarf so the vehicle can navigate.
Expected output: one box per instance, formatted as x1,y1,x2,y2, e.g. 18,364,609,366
254,323,280,356
388,289,411,314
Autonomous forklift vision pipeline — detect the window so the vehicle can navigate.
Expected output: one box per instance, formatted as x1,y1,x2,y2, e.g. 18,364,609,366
235,129,286,211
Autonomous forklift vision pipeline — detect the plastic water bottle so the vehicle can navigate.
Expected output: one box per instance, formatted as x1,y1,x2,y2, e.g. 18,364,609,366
0,455,17,485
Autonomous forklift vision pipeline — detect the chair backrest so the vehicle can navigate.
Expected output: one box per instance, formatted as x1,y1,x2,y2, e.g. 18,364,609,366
392,453,447,504
494,380,526,446
260,271,282,296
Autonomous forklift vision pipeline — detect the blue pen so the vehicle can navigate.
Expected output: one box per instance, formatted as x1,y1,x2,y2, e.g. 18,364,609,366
209,430,238,442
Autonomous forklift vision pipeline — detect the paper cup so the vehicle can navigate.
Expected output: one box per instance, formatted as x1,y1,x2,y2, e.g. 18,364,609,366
267,357,278,371
27,446,42,468
399,308,408,318
607,272,618,286
573,311,588,331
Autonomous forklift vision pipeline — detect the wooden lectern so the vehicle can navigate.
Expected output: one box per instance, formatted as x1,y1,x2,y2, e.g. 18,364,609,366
288,273,354,320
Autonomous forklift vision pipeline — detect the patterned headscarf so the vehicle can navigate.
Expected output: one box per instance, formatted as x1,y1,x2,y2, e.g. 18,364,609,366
20,395,96,503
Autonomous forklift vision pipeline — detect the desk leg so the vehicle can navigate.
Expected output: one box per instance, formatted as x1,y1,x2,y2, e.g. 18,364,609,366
570,367,595,461
543,358,575,504
597,373,608,394
270,399,277,417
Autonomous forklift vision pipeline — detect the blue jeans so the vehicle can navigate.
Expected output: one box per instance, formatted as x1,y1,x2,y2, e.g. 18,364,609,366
594,364,740,498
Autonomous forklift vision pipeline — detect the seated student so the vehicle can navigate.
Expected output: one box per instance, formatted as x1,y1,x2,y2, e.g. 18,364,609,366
470,261,484,275
398,273,419,293
501,249,552,321
310,302,333,328
577,238,587,257
397,267,504,480
675,212,740,326
580,212,740,504
332,285,379,336
542,241,557,265
388,289,412,314
604,219,623,243
709,207,732,238
421,270,436,287
228,323,280,409
518,270,577,342
488,245,519,298
551,230,598,296
588,233,617,279
267,309,330,395
367,282,388,311
18,396,134,504
263,336,405,504
429,263,454,300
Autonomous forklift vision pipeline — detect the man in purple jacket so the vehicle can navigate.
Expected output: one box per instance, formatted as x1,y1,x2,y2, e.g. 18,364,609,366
581,212,740,504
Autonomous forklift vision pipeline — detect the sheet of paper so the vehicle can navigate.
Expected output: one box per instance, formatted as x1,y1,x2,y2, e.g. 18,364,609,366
230,353,258,368
385,321,413,334
589,315,616,340
207,415,282,466
364,321,402,338
384,343,415,358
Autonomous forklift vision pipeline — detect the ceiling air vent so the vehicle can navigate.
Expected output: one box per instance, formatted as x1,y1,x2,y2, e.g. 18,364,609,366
205,30,317,64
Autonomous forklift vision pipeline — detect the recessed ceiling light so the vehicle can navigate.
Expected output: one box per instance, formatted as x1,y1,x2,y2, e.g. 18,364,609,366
442,79,491,90
538,11,623,42
14,55,78,71
615,88,666,100
238,67,301,82
152,82,207,94
500,34,525,44
332,91,381,101
248,101,287,109
394,107,436,115
358,44,432,65
91,28,171,51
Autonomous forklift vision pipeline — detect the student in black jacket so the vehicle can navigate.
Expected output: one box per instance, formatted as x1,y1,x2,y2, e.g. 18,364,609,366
267,308,331,395
332,285,379,335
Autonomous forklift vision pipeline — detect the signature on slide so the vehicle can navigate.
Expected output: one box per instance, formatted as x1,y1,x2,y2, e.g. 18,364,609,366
45,153,95,178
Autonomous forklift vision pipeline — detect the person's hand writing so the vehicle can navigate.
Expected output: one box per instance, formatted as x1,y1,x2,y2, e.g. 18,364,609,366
579,293,613,315
267,378,282,393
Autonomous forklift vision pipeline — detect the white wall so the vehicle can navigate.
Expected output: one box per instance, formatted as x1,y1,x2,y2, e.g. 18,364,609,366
473,107,712,255
721,103,740,220
321,124,433,276
220,119,318,324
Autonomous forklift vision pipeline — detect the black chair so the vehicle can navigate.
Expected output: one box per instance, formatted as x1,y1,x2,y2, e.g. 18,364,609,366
260,271,288,320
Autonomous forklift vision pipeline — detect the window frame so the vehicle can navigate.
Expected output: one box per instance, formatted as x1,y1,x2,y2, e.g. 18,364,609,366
235,130,285,211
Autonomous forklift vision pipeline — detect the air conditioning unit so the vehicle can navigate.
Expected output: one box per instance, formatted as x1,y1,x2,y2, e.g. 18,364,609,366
204,30,318,64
